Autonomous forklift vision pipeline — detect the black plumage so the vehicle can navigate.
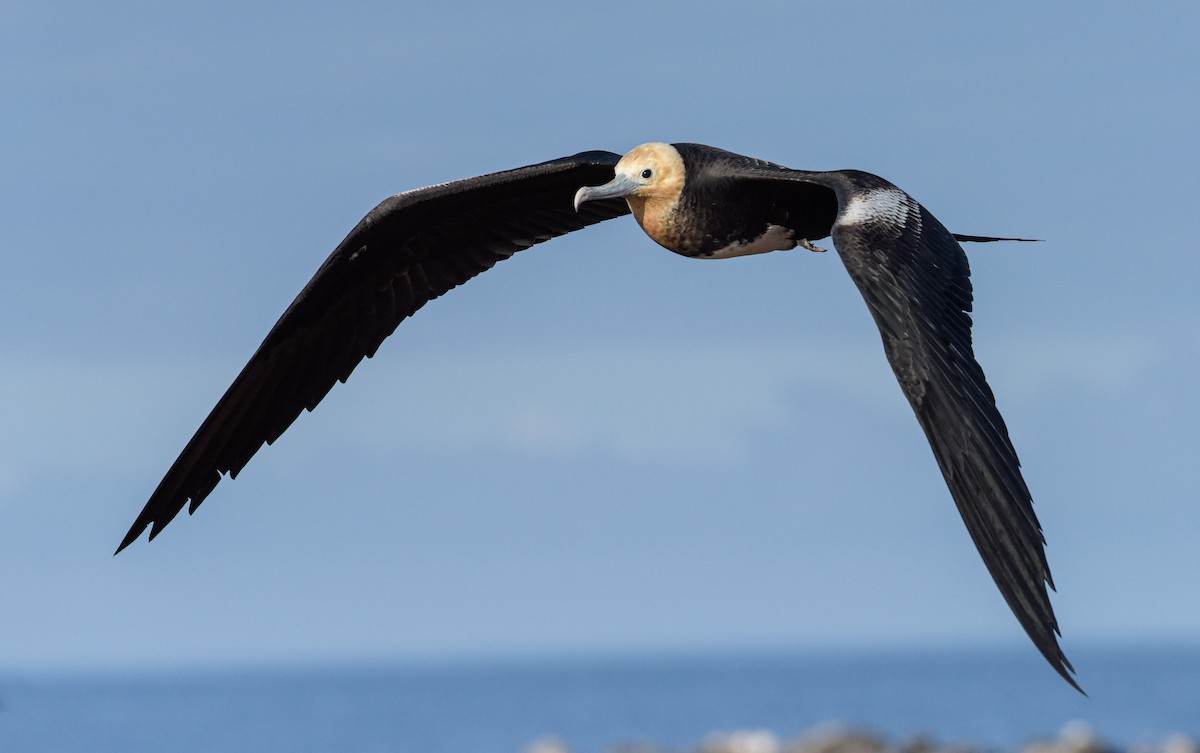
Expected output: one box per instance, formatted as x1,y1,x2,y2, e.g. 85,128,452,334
117,142,1077,691
117,151,628,548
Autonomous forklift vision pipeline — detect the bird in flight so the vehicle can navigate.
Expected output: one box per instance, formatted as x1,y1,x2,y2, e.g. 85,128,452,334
117,142,1079,691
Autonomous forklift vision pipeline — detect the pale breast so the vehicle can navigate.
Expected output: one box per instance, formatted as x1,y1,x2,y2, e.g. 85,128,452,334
702,223,797,259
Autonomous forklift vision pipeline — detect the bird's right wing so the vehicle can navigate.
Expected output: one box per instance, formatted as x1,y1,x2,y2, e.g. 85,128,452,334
117,152,630,553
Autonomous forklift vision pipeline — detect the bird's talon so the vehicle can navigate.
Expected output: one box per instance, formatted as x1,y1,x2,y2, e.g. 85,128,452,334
799,239,828,253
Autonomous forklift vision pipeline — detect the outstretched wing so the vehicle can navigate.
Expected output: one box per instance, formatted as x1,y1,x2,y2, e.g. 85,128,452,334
815,171,1079,691
118,152,629,553
720,151,1077,689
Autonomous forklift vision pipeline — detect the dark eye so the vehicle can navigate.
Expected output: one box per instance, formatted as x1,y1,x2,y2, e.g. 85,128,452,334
641,168,653,179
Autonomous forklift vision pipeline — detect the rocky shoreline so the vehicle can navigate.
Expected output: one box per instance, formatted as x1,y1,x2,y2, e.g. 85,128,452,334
524,723,1199,753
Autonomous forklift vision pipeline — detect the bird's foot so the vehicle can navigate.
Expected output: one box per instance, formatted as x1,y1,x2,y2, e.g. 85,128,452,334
798,238,828,253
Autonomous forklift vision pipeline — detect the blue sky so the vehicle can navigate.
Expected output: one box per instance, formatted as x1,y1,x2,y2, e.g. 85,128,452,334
2,1,1198,678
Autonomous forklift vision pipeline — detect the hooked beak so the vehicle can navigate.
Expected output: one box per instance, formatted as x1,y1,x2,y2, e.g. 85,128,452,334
573,173,639,212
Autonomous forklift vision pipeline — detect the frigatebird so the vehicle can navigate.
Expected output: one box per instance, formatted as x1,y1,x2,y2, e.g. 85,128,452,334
117,142,1079,691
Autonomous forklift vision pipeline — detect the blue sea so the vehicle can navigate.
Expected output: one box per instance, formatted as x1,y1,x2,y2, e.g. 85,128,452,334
3,646,1197,753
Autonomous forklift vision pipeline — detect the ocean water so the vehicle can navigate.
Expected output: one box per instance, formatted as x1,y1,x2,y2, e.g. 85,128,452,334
2,646,1197,753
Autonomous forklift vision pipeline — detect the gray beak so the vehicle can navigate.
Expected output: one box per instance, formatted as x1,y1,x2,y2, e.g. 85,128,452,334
573,173,640,211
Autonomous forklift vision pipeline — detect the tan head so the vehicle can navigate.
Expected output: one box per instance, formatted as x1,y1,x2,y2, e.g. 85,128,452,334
574,142,686,250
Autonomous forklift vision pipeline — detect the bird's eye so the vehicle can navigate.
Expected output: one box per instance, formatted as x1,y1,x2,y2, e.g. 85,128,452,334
641,168,653,180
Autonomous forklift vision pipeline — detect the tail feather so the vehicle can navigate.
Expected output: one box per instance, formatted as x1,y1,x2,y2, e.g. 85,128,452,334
952,234,1041,243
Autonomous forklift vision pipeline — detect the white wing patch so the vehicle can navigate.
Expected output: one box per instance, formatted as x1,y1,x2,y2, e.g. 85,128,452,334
706,224,796,259
837,187,916,229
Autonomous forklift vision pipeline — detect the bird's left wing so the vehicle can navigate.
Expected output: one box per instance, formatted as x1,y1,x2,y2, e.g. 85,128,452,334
117,152,629,553
731,164,1078,690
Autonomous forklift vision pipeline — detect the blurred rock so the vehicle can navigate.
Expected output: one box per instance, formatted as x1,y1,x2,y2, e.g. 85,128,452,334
898,736,978,753
785,727,893,753
1163,736,1200,753
1023,722,1116,753
522,723,1198,753
524,736,572,753
701,729,782,753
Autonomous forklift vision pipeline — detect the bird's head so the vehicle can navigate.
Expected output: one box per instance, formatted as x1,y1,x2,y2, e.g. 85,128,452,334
574,142,685,250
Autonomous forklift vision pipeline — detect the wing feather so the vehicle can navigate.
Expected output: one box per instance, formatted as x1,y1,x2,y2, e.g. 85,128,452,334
118,152,629,552
720,157,1078,689
819,172,1079,691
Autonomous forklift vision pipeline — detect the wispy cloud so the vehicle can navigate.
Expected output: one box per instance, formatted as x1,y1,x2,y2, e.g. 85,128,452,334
977,331,1163,399
315,338,894,467
0,328,1168,500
